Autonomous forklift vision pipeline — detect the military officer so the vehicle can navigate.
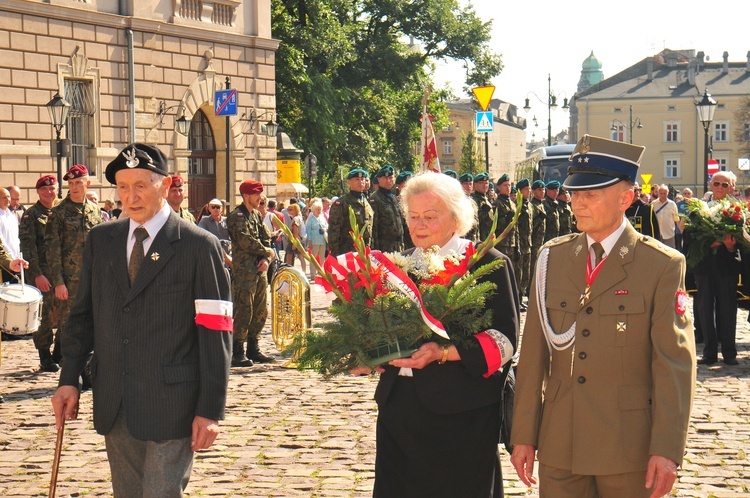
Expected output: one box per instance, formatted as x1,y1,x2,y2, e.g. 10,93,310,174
543,179,560,242
19,175,59,371
328,168,374,255
44,164,103,359
511,135,695,498
529,180,547,282
557,186,575,235
515,179,533,305
469,172,494,241
494,173,518,260
167,174,196,223
370,165,404,252
226,179,276,367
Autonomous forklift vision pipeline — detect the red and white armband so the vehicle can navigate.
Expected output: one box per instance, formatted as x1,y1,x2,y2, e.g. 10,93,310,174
475,328,514,377
195,299,234,332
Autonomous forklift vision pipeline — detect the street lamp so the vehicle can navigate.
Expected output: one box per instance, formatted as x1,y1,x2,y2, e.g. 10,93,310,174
305,153,318,197
155,100,191,136
695,89,717,195
524,73,569,146
241,109,279,137
45,92,71,198
610,105,643,144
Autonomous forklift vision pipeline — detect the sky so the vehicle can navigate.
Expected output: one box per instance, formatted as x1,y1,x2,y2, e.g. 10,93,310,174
433,0,748,142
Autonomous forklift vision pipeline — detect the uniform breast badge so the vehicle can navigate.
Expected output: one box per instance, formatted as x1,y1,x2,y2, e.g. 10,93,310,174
575,244,583,256
151,252,160,261
617,322,627,332
619,246,629,258
675,289,688,315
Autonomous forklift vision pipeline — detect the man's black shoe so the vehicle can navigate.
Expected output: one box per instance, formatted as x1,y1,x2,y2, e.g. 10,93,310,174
697,357,717,365
231,355,254,367
39,349,60,373
248,351,276,364
723,358,739,365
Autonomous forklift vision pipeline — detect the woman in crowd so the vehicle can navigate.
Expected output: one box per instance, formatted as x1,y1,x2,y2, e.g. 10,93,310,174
304,199,328,280
286,203,307,273
353,171,519,497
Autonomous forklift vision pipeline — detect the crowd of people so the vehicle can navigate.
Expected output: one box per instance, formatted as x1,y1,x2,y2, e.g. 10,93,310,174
0,133,736,497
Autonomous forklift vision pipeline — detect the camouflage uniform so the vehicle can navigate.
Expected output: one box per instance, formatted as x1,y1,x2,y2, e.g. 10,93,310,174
327,191,373,255
515,197,533,296
530,196,547,282
43,196,102,337
177,207,195,223
494,194,518,259
543,196,560,242
557,199,574,236
226,203,274,346
469,191,494,242
370,187,404,252
19,201,56,351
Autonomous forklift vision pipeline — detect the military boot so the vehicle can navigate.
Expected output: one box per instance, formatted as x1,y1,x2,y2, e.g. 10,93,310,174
246,337,276,364
231,341,253,367
38,349,60,373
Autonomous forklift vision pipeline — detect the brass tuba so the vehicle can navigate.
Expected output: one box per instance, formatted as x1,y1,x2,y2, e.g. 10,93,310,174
271,266,311,367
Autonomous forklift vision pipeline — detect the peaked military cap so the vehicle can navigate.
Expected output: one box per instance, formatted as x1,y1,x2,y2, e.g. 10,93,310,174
443,169,458,179
563,134,645,190
459,173,473,183
374,165,394,179
516,178,530,190
105,143,168,185
347,168,368,180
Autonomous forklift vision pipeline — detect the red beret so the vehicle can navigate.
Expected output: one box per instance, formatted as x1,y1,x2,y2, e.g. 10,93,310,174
36,175,57,189
239,179,264,196
170,175,184,188
63,164,88,181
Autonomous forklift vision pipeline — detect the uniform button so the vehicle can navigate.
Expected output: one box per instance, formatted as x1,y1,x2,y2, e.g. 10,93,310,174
586,307,593,314
123,307,130,312
578,352,587,359
123,339,129,345
561,302,566,308
582,329,590,337
577,376,586,384
619,305,625,311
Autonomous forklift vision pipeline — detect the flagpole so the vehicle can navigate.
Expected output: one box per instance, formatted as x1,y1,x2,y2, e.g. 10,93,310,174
420,86,430,172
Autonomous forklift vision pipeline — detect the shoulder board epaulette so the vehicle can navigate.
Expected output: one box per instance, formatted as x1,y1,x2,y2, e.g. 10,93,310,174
639,235,678,254
542,233,578,249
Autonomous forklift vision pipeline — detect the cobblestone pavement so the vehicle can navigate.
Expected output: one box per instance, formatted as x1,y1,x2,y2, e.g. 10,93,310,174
0,280,748,497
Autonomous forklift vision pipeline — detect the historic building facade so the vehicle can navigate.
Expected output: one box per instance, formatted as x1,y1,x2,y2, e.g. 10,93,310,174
0,0,277,213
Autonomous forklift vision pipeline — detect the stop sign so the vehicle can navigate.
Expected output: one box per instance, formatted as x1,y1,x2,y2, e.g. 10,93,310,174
707,159,719,175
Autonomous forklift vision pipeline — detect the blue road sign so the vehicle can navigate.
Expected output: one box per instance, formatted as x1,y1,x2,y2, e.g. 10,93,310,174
476,111,493,133
215,89,238,116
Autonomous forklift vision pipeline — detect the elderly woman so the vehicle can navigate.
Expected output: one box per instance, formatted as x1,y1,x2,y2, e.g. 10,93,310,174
286,203,307,273
357,172,519,497
305,200,328,280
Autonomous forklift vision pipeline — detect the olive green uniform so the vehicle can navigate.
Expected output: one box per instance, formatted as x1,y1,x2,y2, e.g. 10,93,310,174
469,191,494,242
19,201,56,351
327,191,373,255
543,197,560,242
226,203,274,347
530,197,547,282
494,194,518,259
177,207,195,224
515,197,533,296
558,200,574,236
370,187,404,253
43,196,102,337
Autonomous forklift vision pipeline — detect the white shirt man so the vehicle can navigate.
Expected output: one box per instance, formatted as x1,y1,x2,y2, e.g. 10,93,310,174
651,185,679,248
0,187,21,259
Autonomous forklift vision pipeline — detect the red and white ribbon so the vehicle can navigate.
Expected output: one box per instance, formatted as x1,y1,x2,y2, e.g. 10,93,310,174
195,299,234,332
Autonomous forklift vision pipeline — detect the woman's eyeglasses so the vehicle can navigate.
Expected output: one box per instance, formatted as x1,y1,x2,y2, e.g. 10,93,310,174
209,205,222,210
712,181,730,189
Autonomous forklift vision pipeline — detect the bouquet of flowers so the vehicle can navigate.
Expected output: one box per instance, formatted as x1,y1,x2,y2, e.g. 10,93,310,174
273,203,521,377
683,197,750,268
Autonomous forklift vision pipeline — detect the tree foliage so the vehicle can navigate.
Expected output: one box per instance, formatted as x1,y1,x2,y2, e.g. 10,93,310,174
272,0,502,194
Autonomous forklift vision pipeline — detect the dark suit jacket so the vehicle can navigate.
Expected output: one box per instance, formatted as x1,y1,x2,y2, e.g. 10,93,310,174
374,248,519,414
59,211,232,441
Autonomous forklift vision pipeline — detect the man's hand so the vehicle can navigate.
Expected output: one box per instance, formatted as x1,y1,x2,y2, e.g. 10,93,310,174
35,275,52,293
389,342,449,370
9,258,28,273
645,455,677,498
191,416,220,451
257,258,270,272
55,284,68,301
510,444,538,487
51,386,80,430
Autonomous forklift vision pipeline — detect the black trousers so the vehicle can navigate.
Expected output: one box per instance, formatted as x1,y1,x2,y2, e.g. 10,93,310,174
694,272,737,361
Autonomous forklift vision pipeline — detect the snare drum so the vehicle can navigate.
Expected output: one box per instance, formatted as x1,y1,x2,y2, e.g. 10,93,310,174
0,283,43,336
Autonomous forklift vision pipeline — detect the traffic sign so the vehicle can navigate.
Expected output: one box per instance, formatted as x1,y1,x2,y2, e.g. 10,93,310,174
640,173,652,185
476,111,493,133
707,159,719,175
472,85,495,111
215,89,238,116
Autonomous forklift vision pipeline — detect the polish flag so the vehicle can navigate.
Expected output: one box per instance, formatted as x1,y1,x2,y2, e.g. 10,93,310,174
195,299,233,332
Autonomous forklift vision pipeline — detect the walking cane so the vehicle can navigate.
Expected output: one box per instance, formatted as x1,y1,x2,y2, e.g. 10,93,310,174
49,417,65,498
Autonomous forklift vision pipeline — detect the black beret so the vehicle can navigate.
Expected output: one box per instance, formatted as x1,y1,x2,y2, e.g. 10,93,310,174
105,143,168,185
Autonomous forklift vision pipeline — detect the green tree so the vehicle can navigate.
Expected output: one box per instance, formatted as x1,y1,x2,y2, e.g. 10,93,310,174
459,130,482,175
272,0,502,191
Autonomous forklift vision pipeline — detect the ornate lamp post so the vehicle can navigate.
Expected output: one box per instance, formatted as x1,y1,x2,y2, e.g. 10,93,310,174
695,89,717,195
45,92,71,198
610,105,643,144
524,74,569,146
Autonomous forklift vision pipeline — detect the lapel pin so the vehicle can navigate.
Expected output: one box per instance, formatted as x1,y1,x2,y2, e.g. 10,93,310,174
151,252,160,261
619,246,629,258
617,322,627,332
575,244,583,256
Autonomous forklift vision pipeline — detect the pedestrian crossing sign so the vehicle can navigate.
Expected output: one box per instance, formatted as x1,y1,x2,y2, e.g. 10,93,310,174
476,111,493,133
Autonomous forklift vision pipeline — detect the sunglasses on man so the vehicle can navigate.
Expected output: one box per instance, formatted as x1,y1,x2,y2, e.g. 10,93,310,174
712,181,731,189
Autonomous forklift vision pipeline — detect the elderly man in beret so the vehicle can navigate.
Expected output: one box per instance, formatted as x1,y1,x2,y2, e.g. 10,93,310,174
328,167,374,255
227,179,276,366
52,143,232,497
543,179,561,242
370,165,405,252
167,175,196,223
43,164,103,374
511,135,695,498
19,175,60,371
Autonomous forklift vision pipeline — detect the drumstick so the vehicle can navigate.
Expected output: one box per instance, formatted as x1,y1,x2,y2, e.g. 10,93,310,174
49,417,65,498
19,251,24,290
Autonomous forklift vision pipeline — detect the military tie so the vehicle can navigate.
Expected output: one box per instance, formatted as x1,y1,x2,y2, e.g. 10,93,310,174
591,241,605,266
129,226,149,284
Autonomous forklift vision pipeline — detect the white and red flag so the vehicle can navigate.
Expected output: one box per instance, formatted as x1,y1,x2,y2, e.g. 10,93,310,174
420,109,441,173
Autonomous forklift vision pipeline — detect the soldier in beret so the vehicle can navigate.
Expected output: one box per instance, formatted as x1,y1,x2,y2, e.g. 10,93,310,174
394,171,412,198
328,168,374,255
494,173,518,263
557,186,575,235
459,172,473,196
52,143,232,497
512,135,694,498
167,175,196,223
227,179,276,367
370,165,404,252
443,169,458,179
19,175,60,371
43,164,103,373
543,180,561,242
469,172,494,241
515,179,533,307
529,179,547,282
